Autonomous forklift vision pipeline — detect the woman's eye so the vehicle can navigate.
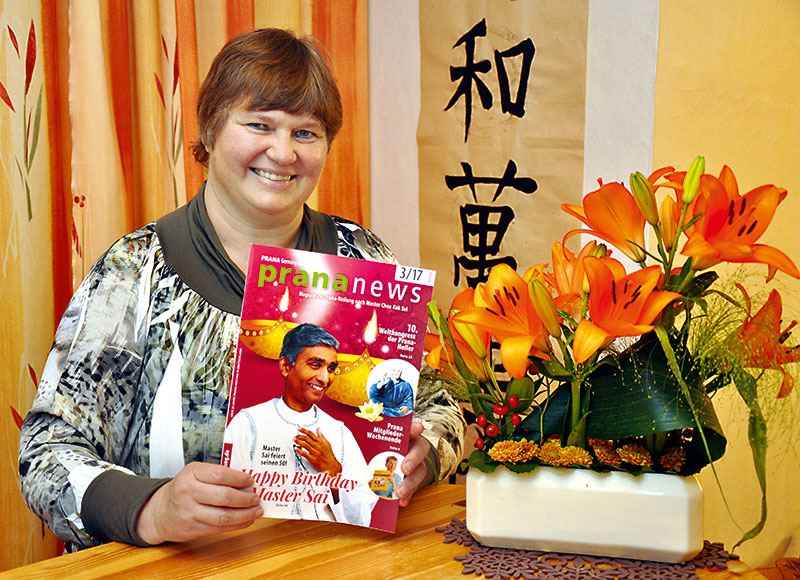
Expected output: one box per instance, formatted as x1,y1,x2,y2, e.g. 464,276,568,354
247,123,270,132
295,129,317,140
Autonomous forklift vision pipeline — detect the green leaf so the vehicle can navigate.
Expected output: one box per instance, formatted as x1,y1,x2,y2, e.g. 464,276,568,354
466,381,494,417
426,301,447,336
683,271,718,298
14,157,32,221
174,118,183,163
565,412,589,447
15,153,25,183
681,213,702,232
518,382,570,441
505,461,539,474
25,178,31,221
584,331,726,474
172,172,179,208
532,358,573,381
26,88,42,172
426,300,478,388
731,369,768,549
506,377,535,413
467,450,500,473
691,297,709,314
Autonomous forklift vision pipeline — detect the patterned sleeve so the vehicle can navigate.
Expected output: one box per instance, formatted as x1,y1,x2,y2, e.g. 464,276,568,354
18,229,156,549
413,366,467,479
332,217,466,480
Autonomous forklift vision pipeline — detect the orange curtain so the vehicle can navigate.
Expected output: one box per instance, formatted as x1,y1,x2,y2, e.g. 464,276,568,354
0,0,367,570
312,0,370,226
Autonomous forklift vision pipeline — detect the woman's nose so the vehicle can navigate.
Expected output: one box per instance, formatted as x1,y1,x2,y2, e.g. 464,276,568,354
266,133,297,165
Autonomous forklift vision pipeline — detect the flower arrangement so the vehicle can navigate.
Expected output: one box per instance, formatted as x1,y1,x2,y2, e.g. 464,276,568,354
426,157,800,547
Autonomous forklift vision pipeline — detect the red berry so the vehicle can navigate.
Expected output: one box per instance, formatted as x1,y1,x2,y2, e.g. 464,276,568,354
493,404,509,416
511,413,521,426
476,438,485,450
486,424,499,437
477,414,488,428
508,395,519,409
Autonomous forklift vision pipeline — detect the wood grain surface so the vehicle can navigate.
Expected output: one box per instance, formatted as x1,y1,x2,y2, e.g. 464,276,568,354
1,484,783,579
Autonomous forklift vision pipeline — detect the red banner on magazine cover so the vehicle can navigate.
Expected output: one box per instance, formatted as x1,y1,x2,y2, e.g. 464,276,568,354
222,245,435,533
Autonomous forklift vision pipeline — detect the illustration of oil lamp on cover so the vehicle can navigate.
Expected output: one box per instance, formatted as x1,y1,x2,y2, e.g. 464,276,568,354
239,287,298,359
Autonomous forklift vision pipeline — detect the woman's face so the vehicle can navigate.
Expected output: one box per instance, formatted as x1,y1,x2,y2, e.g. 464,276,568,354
206,108,328,224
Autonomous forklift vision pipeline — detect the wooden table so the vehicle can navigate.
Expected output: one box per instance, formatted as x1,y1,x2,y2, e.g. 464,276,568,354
1,484,783,579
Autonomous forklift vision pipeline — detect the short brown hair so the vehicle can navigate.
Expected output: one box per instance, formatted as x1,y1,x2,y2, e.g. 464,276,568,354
192,28,343,166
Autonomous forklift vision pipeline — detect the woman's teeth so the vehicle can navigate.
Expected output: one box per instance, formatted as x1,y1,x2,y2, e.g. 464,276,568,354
253,168,293,181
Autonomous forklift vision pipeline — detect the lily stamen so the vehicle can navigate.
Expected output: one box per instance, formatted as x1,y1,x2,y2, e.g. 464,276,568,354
503,286,518,306
493,294,507,317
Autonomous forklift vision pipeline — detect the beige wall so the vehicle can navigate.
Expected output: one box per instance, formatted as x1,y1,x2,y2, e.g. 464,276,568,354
654,0,800,565
368,0,421,266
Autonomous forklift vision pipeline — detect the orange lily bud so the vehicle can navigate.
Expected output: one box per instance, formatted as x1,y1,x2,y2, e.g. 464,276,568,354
590,244,609,258
659,196,678,251
630,171,659,225
451,318,488,359
529,278,561,338
682,156,705,204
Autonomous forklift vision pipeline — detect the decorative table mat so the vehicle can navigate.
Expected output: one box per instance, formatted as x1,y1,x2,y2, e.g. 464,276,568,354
436,518,739,579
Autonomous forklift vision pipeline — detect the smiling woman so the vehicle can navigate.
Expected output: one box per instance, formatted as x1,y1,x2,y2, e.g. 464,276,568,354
18,27,466,553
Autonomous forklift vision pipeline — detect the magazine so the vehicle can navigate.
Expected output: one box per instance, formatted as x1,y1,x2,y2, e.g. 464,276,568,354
222,244,435,533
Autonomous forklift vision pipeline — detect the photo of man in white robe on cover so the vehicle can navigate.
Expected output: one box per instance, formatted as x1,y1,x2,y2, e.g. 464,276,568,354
224,323,378,525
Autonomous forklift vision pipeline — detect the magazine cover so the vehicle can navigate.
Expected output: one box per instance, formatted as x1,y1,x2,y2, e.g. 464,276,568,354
222,245,435,533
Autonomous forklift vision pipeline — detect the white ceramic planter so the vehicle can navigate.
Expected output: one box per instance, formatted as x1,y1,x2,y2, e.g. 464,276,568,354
466,465,703,563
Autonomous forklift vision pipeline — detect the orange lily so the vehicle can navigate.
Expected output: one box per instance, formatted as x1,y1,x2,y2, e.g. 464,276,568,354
454,263,551,379
425,327,490,383
572,257,682,364
532,239,598,319
679,166,799,281
728,285,800,398
449,287,490,359
562,182,647,263
425,288,490,382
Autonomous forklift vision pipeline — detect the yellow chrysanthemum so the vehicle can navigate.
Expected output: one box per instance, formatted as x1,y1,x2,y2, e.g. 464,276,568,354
588,438,622,467
559,445,593,467
487,439,539,463
617,443,653,467
536,440,567,466
534,440,591,467
658,446,687,473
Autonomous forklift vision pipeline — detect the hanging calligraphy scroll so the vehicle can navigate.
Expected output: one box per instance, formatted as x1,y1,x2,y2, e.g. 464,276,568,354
419,0,589,307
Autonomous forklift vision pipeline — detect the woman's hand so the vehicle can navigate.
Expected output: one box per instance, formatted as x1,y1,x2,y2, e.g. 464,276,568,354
136,462,263,545
395,421,434,507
